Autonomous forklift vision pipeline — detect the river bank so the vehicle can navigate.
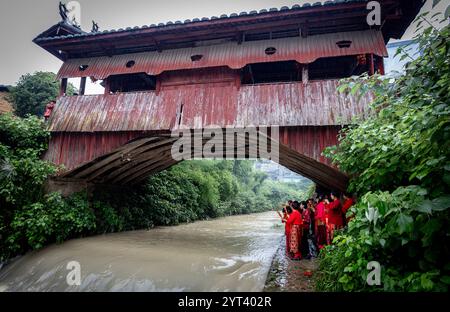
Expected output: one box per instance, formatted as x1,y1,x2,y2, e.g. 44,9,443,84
264,239,318,292
0,211,283,292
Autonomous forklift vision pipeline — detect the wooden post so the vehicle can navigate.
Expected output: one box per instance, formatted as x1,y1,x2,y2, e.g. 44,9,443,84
59,78,68,97
302,64,309,84
301,24,309,38
378,56,385,75
104,78,111,95
155,79,161,96
234,72,241,90
248,64,255,84
79,77,87,95
368,54,375,76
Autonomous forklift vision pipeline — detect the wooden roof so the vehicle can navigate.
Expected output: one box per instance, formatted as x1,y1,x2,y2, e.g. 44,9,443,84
34,0,424,61
56,30,387,79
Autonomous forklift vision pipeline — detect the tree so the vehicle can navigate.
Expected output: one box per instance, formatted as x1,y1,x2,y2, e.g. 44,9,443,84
11,72,76,117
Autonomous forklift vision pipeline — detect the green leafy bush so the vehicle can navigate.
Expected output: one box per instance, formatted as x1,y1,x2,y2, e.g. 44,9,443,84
317,21,450,292
10,192,96,250
324,23,450,195
317,187,450,291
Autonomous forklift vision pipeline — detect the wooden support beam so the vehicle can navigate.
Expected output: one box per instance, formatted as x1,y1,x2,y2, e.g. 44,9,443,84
302,64,309,84
117,149,175,184
368,53,375,76
104,78,111,95
130,159,179,185
248,64,255,84
377,56,385,75
234,72,241,90
59,78,68,97
60,130,349,192
79,77,86,95
104,138,177,182
69,138,159,179
277,143,348,192
155,79,161,96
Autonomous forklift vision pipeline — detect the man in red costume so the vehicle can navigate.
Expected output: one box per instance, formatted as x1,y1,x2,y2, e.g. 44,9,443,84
315,196,327,249
286,201,303,260
277,205,292,256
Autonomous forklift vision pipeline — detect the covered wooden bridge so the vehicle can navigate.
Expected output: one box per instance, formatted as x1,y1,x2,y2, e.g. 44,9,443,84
34,0,424,193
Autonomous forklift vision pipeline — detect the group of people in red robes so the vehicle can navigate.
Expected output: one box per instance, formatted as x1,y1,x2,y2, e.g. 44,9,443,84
277,192,354,261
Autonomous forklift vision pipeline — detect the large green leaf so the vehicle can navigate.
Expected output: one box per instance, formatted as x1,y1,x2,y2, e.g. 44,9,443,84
396,213,414,234
415,199,433,214
431,196,450,211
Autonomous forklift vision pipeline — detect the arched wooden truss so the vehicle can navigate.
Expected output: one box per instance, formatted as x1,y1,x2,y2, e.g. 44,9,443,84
59,131,348,191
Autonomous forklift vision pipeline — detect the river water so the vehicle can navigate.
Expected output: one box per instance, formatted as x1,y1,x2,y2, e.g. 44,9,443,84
0,211,283,292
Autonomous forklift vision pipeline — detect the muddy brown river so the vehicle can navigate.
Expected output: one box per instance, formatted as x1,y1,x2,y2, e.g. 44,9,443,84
0,211,283,292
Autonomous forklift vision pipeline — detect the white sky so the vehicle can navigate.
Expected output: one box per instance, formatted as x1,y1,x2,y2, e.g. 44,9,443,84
0,0,447,92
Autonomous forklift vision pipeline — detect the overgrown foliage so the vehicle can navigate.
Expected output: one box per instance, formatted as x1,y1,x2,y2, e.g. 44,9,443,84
317,19,450,291
0,114,96,260
10,72,76,117
317,187,449,291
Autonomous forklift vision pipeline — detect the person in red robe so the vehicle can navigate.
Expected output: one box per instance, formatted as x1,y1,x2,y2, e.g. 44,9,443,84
277,205,292,256
315,196,327,249
341,193,355,225
325,192,342,243
300,201,311,258
286,201,303,260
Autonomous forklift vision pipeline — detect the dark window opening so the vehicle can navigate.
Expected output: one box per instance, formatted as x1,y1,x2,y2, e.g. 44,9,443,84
79,65,89,71
108,73,156,93
126,60,136,68
241,61,302,84
190,54,203,62
336,40,352,48
308,56,367,81
264,47,277,55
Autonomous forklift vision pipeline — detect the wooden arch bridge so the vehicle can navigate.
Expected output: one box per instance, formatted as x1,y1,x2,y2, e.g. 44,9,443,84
34,0,424,194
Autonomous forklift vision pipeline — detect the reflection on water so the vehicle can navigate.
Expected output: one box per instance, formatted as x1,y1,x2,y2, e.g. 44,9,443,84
0,211,282,292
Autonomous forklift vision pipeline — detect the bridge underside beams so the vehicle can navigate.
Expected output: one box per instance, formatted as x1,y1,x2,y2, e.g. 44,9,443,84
45,126,342,171
53,127,347,191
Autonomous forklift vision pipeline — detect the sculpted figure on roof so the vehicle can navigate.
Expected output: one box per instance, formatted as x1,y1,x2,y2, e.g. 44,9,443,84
59,1,69,22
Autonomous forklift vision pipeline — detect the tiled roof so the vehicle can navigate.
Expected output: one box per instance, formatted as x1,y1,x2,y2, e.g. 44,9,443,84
34,0,367,42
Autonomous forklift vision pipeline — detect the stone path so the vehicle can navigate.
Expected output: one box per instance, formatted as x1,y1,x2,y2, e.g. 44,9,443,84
264,238,319,292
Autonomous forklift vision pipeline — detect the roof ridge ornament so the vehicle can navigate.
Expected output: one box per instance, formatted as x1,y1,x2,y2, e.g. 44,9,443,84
59,1,69,22
59,1,81,29
92,20,99,33
71,16,81,29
